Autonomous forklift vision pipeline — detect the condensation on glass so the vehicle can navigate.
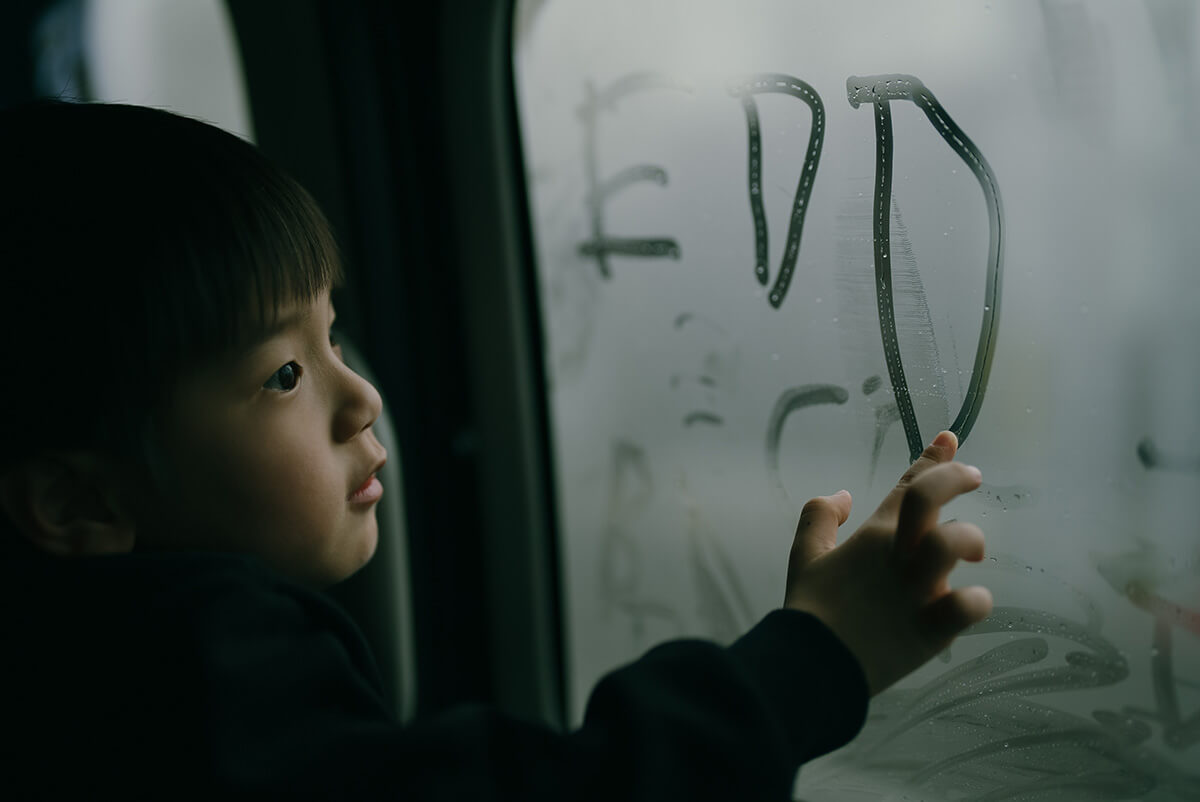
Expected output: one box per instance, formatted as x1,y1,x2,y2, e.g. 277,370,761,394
33,0,253,141
515,0,1200,798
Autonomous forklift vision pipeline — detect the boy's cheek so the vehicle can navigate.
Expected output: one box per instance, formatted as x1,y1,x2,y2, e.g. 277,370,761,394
152,395,359,576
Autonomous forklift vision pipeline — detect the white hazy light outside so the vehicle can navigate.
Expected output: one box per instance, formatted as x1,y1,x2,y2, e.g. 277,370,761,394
84,0,254,142
631,0,998,87
646,1,763,85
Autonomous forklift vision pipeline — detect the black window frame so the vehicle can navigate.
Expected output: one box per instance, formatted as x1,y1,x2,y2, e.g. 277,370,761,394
229,0,565,727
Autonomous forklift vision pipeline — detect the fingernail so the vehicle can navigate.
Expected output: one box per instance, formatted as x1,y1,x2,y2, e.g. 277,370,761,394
932,431,957,448
967,465,982,481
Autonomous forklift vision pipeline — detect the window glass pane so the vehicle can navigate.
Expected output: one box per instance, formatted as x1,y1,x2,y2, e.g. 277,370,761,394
39,0,254,140
515,0,1200,797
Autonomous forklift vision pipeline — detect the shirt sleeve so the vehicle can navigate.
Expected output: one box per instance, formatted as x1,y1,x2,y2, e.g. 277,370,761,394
184,564,869,801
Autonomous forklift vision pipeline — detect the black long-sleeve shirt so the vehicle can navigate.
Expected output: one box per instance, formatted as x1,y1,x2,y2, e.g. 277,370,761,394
1,551,867,800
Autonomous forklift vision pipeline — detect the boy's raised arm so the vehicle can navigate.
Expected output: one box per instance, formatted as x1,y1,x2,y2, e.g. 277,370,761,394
2,434,990,800
195,430,989,799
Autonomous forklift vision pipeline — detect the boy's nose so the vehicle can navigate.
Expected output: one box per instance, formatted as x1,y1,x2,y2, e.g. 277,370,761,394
333,365,383,443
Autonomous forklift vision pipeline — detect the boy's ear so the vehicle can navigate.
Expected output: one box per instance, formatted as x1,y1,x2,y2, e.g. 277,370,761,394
0,454,137,556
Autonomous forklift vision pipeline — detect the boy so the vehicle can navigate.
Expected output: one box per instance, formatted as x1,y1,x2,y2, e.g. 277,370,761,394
0,101,992,799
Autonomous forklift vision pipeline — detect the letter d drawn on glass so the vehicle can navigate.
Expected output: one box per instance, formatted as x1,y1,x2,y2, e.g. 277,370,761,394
848,75,1004,462
728,74,826,309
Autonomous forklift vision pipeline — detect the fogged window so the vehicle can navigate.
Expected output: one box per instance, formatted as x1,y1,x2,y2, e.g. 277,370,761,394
34,0,252,140
515,0,1200,798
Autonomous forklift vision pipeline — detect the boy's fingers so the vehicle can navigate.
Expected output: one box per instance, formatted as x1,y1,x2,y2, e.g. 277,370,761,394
875,431,958,520
921,585,993,645
908,521,986,589
893,462,983,554
789,491,853,571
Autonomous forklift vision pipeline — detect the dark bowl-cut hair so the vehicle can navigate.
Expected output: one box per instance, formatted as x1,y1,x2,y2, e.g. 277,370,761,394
0,101,343,471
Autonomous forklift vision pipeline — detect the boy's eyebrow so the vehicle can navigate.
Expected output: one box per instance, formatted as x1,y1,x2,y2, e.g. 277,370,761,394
240,299,334,352
244,304,317,349
260,308,311,341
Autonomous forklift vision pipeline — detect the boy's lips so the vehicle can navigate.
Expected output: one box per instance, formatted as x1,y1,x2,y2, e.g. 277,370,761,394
348,455,388,503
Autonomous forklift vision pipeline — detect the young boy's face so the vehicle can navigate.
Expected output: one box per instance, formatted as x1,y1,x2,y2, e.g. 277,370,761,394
140,288,387,588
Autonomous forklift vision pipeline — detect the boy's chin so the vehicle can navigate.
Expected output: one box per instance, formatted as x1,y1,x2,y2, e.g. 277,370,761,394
321,518,380,588
269,518,378,591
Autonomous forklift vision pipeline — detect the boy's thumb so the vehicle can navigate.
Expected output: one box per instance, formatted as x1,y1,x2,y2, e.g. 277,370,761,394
789,491,852,569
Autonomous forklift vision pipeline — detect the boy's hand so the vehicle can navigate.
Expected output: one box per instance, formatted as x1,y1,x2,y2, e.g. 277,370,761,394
783,431,993,696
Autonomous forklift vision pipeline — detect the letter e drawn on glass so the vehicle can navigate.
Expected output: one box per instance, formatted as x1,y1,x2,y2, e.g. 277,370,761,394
577,72,690,278
728,74,826,309
847,74,1004,462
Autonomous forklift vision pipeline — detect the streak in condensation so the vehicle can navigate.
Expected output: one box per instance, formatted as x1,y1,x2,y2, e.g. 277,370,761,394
874,607,1127,747
683,411,724,428
765,384,849,484
588,164,668,206
1136,436,1200,474
884,638,1049,741
599,439,684,646
869,400,901,486
1123,586,1200,748
847,74,1004,461
910,731,1154,800
728,74,826,309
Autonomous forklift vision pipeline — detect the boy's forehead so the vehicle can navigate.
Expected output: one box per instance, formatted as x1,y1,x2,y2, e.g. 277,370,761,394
252,291,335,343
196,292,334,384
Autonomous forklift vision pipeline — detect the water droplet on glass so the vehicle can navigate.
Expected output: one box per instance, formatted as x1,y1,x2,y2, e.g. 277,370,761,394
770,353,780,361
1025,407,1032,414
1026,565,1033,572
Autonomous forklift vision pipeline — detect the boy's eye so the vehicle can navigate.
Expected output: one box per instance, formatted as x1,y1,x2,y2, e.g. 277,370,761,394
263,361,302,392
